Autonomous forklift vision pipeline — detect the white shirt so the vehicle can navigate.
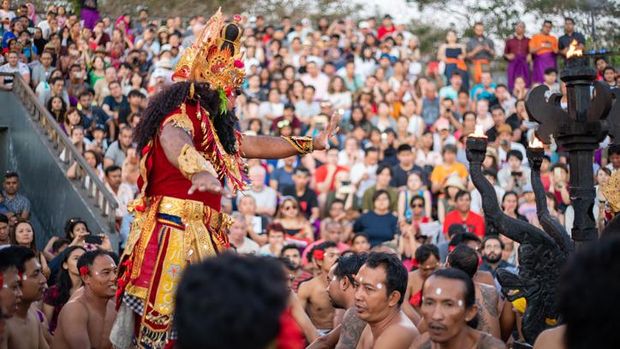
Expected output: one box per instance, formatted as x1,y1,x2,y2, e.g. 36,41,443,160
350,162,378,198
301,73,329,100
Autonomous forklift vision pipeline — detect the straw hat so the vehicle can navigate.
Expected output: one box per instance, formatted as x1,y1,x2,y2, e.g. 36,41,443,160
444,175,466,191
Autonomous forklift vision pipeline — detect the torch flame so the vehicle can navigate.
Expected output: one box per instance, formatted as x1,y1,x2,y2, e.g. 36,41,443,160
469,124,488,139
566,39,582,58
529,136,544,149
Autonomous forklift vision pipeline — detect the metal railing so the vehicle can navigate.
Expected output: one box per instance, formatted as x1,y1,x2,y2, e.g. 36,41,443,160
3,72,118,227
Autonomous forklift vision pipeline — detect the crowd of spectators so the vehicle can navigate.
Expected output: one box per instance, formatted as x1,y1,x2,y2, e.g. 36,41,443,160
0,0,619,347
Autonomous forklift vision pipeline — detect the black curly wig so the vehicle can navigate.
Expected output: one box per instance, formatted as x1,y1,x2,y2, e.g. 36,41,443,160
134,81,238,154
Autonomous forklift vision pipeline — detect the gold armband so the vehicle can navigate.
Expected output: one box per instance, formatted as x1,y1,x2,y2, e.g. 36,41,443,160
281,136,314,155
177,144,218,180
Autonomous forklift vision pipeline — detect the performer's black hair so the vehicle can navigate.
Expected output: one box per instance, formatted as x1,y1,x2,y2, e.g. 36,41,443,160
559,236,620,349
428,268,479,328
364,252,408,305
134,81,238,155
175,253,288,349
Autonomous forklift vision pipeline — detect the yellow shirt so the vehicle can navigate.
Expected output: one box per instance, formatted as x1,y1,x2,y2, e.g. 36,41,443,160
430,162,469,186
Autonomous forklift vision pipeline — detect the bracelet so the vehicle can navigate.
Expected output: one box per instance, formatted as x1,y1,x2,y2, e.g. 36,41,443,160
281,136,314,155
177,144,218,180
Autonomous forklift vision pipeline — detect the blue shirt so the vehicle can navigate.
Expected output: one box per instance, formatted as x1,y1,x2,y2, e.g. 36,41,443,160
353,211,398,246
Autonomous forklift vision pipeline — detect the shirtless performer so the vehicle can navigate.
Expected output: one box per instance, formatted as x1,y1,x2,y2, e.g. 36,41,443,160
447,245,501,339
298,241,341,334
404,245,440,314
2,246,48,349
411,268,505,349
355,252,419,349
52,250,117,349
0,248,22,320
308,252,368,349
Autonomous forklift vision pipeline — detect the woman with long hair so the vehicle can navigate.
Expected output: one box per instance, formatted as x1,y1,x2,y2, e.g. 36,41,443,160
42,245,86,333
88,55,106,86
47,95,67,123
274,196,314,247
398,172,432,222
59,107,83,135
10,219,51,278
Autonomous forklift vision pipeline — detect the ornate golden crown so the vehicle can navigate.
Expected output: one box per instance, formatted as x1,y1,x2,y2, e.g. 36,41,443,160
172,9,245,95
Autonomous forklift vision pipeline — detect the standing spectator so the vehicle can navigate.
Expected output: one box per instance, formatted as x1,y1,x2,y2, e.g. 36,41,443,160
1,171,30,219
558,17,586,58
353,190,398,246
529,20,558,84
443,190,485,238
504,21,530,92
466,22,495,84
438,30,468,89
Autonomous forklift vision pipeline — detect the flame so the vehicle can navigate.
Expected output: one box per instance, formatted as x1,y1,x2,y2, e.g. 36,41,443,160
469,124,487,139
566,39,582,58
529,136,544,149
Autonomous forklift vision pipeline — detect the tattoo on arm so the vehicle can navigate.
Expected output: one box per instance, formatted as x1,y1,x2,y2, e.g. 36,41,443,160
335,308,366,349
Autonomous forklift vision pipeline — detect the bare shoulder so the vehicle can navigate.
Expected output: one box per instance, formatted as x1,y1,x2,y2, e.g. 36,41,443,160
533,325,565,349
374,319,418,348
478,332,506,349
408,332,431,349
57,298,89,327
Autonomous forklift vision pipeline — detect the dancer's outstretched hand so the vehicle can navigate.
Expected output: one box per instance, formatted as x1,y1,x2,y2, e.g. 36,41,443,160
313,110,342,151
188,172,230,197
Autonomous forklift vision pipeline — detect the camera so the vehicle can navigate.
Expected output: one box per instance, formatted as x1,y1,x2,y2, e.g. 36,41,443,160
511,171,522,177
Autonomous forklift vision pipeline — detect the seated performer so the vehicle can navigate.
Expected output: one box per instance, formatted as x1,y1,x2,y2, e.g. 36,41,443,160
110,10,339,349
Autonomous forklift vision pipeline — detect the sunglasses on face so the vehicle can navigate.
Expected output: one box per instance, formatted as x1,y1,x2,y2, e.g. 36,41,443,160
283,205,298,211
411,203,424,208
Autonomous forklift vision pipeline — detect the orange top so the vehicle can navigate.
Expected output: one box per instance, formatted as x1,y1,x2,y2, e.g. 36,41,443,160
529,34,558,55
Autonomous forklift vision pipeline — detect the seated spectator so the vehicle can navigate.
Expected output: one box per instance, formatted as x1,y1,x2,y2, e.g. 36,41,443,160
398,172,432,221
77,90,110,136
315,148,349,199
443,190,485,238
0,50,29,88
270,103,301,135
228,213,259,255
59,107,83,136
350,146,380,199
47,95,67,122
10,219,50,278
269,155,297,193
430,144,468,193
403,244,440,311
1,171,30,219
118,89,145,126
301,220,349,265
37,75,69,106
104,126,133,168
237,165,278,217
0,213,9,247
31,50,55,88
258,88,284,122
281,244,312,293
353,190,398,246
42,246,86,333
274,196,314,246
52,250,118,349
282,166,319,220
496,124,527,166
497,150,531,194
259,223,286,257
470,71,497,104
102,80,129,128
361,164,398,212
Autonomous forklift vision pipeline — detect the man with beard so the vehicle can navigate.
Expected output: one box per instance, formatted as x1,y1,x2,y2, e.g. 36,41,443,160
479,236,516,278
355,252,419,349
298,241,341,334
2,246,48,349
411,268,505,349
281,244,312,292
52,250,117,349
